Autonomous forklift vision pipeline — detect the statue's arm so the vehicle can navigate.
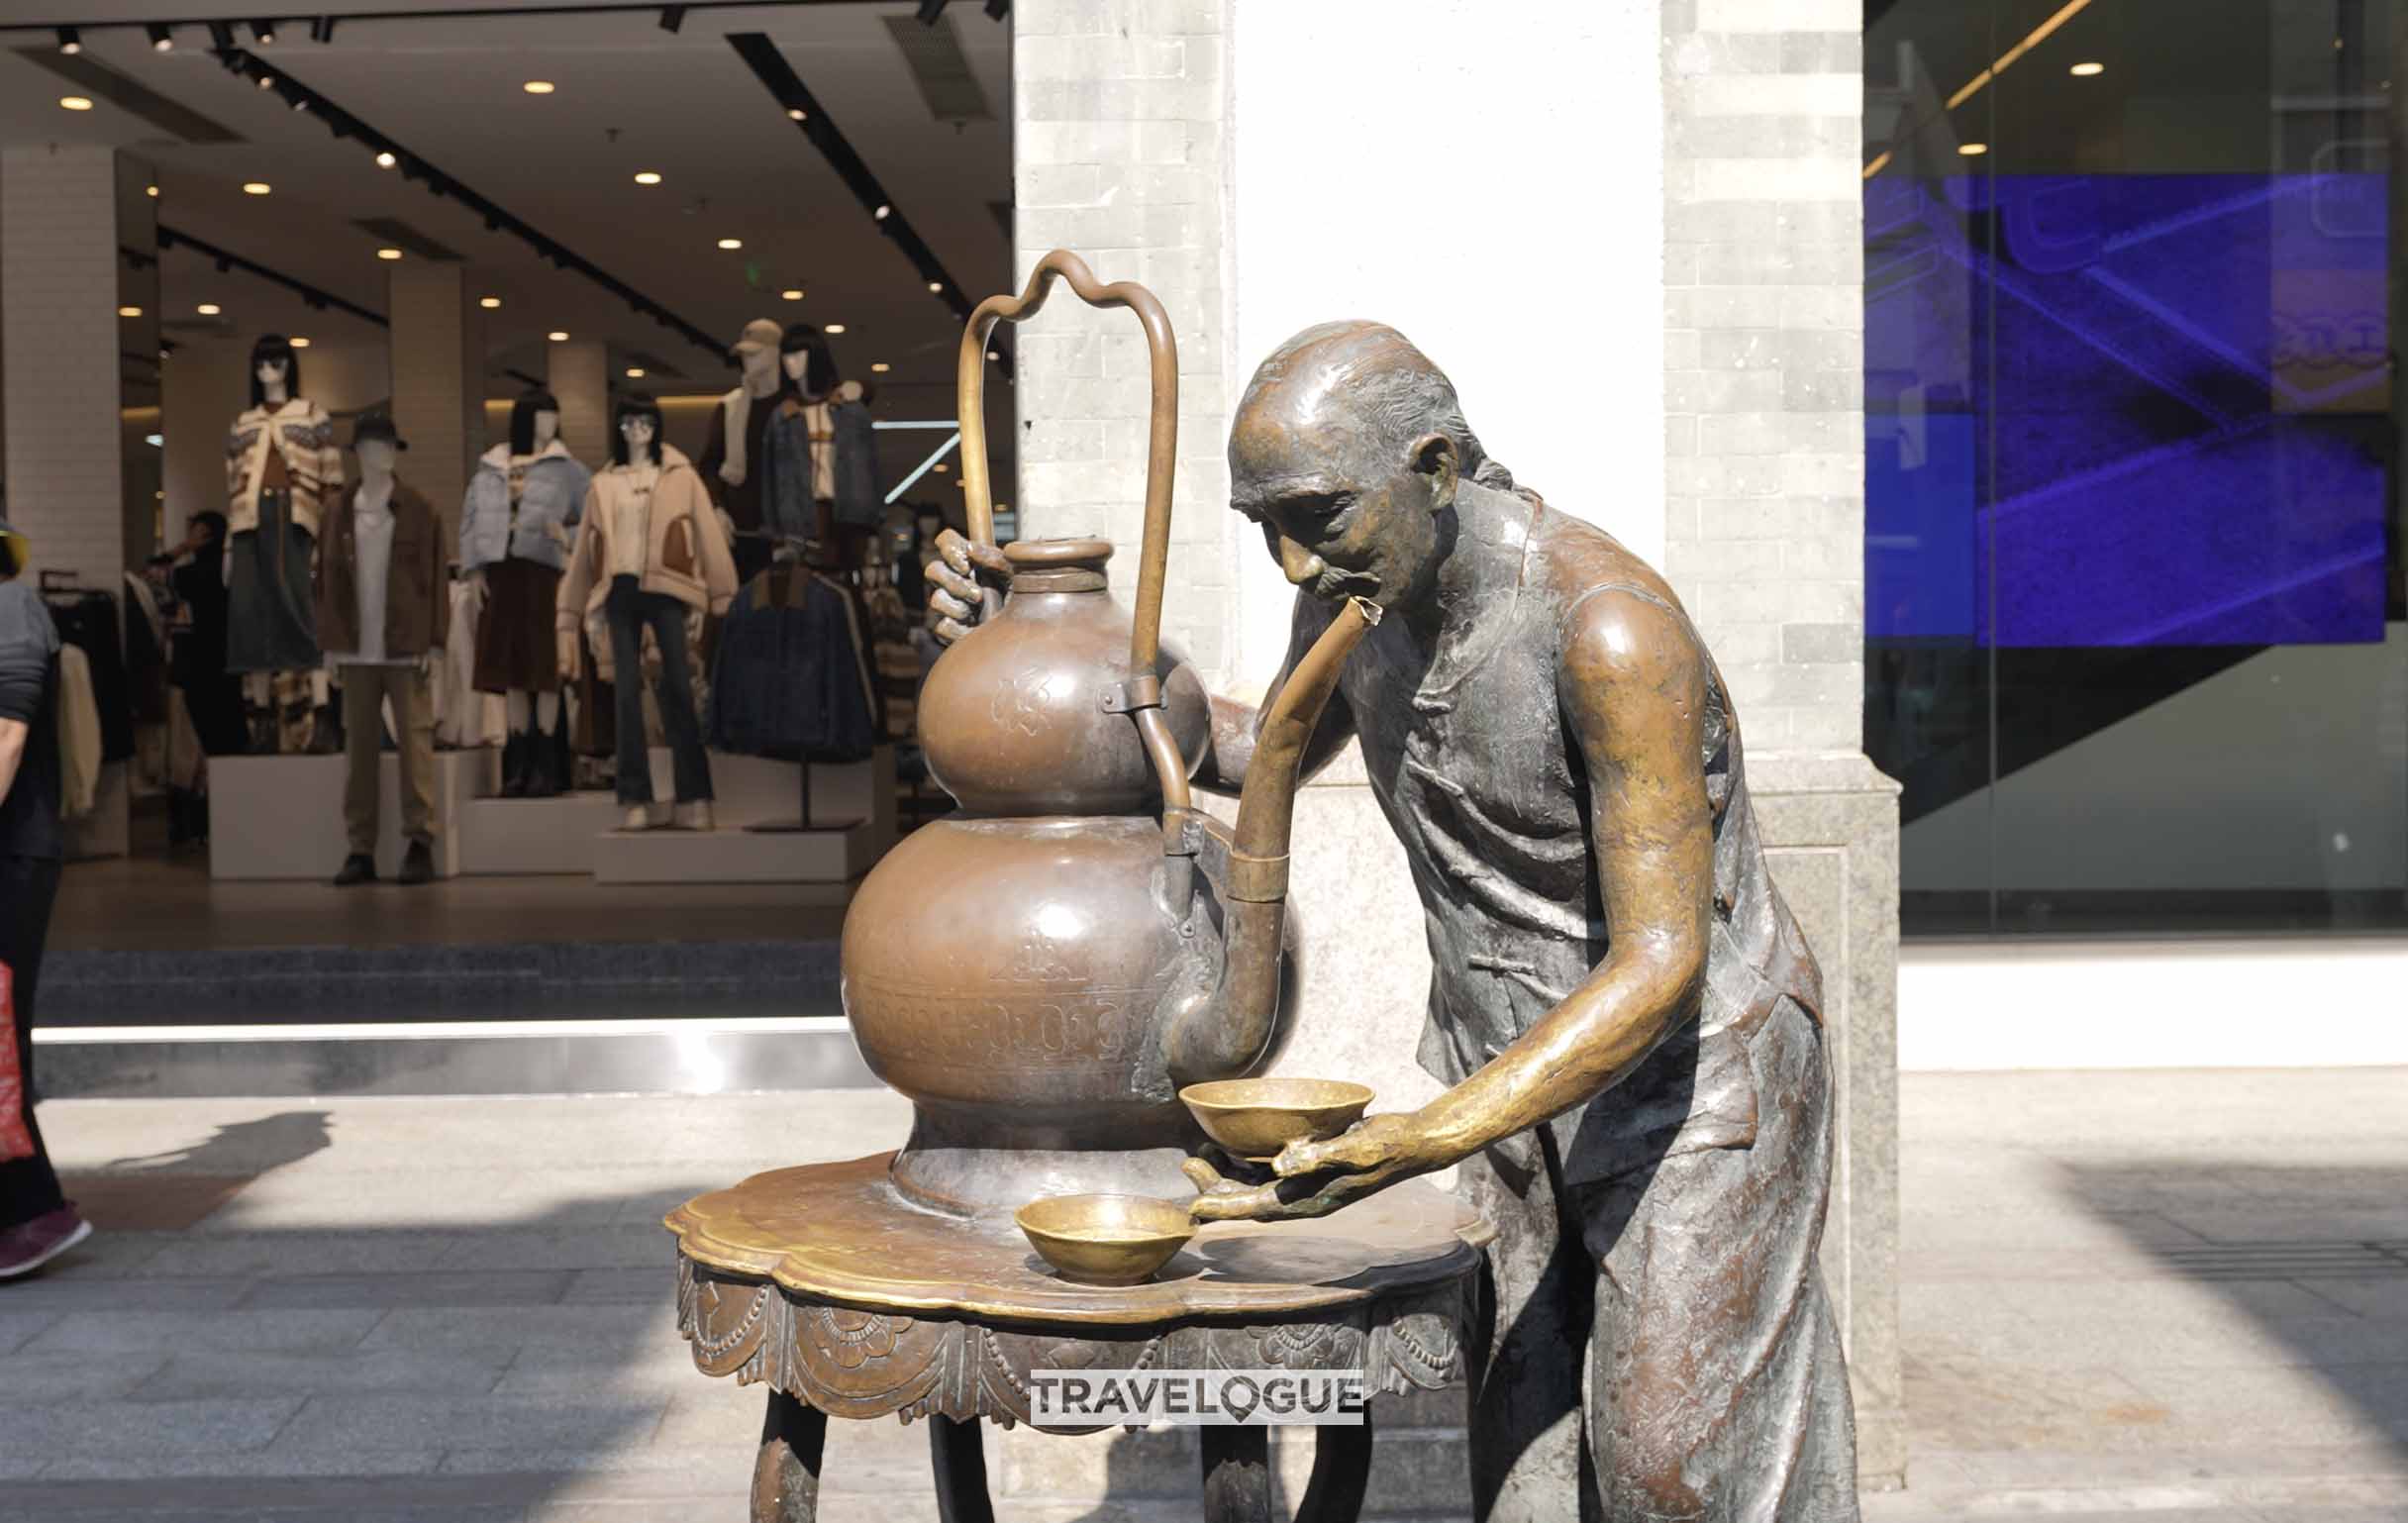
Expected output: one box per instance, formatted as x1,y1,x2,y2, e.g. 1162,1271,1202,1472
1192,590,1356,795
1410,589,1714,1164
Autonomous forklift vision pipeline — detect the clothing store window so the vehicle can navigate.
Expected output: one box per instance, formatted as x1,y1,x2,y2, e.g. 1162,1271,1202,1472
1865,0,2408,936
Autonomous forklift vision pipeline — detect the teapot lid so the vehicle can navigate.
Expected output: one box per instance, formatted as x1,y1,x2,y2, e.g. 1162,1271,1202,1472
1005,537,1112,591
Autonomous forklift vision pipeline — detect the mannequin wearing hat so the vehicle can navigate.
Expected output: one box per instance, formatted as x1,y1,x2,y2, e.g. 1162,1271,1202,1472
312,414,446,886
697,318,786,585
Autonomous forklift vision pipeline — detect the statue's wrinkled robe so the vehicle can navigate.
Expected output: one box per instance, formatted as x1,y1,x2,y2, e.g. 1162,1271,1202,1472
1321,486,1859,1521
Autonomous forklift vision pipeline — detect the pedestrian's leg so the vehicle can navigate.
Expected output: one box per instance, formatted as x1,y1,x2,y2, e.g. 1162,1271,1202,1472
397,665,438,845
0,858,66,1230
1459,1136,1595,1523
647,594,712,802
340,664,380,857
606,584,651,805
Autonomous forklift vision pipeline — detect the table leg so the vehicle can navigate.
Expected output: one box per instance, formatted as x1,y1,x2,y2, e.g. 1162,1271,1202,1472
1293,1413,1375,1523
752,1389,827,1523
928,1414,995,1523
1201,1425,1272,1523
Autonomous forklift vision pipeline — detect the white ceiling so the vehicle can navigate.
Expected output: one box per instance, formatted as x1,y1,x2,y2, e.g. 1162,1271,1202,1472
0,2,1012,410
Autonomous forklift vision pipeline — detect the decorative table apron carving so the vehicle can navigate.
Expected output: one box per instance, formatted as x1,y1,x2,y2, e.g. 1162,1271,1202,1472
667,1154,1489,1523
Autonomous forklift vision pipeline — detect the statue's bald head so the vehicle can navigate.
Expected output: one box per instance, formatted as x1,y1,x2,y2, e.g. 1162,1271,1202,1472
1228,321,1484,612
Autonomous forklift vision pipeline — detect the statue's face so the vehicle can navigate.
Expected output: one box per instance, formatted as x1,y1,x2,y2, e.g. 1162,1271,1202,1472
1228,374,1452,611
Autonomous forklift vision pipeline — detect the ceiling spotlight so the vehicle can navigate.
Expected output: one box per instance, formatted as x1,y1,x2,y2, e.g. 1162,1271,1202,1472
256,74,275,89
290,97,308,112
146,184,158,197
626,366,647,378
658,5,687,32
717,237,743,250
197,303,221,316
869,361,891,373
55,27,80,54
787,107,807,122
873,204,891,221
118,306,143,319
251,20,277,46
927,280,944,294
916,0,950,24
1957,142,1989,155
58,96,93,112
243,181,272,195
289,337,310,348
986,350,1000,360
375,151,397,168
523,80,555,95
376,248,403,260
2069,60,2105,76
479,296,502,309
932,461,949,472
634,170,662,185
147,24,174,51
824,323,847,335
781,288,804,301
548,331,569,342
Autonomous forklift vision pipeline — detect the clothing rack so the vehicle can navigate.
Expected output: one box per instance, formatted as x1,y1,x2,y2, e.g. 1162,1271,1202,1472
743,552,873,838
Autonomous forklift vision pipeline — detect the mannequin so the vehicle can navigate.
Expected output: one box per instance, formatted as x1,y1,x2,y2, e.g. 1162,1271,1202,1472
697,318,785,584
557,399,738,832
311,413,445,886
461,388,590,797
224,334,340,752
761,323,875,569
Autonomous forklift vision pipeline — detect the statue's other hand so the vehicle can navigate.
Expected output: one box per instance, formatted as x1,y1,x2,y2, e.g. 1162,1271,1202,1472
926,528,1010,646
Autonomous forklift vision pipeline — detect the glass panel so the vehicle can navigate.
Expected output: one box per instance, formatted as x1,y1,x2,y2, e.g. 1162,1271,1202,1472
1865,0,2408,935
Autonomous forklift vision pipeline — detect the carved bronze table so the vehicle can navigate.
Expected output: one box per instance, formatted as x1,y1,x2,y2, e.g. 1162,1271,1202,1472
667,1154,1490,1523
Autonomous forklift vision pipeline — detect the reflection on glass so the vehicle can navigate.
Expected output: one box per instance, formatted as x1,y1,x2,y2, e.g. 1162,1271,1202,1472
1865,0,2408,935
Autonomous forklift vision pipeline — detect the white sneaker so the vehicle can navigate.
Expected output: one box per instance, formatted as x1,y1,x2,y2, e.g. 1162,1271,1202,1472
673,800,714,832
622,804,653,832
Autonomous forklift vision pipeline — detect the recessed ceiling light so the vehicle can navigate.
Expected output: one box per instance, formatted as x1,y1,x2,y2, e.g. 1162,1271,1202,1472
243,181,272,195
376,248,403,260
781,288,804,301
145,184,158,198
479,296,502,309
256,74,275,90
985,349,1000,361
58,96,93,112
2069,60,2104,76
1957,142,1989,155
932,461,949,473
118,306,143,318
289,337,311,349
548,331,569,342
873,204,891,221
926,280,943,293
870,361,891,373
787,107,806,121
626,367,646,378
824,323,846,335
634,171,662,185
197,303,221,316
375,152,397,168
523,80,555,94
717,238,743,250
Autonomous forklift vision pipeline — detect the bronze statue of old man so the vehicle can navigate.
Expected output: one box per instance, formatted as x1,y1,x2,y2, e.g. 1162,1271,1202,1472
932,321,1860,1522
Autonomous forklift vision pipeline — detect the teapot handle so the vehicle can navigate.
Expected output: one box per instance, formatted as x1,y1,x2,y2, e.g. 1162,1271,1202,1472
956,250,1179,682
956,251,1191,821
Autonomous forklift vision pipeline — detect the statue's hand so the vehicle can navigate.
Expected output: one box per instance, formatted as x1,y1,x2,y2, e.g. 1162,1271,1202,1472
926,528,1010,646
1182,1114,1444,1223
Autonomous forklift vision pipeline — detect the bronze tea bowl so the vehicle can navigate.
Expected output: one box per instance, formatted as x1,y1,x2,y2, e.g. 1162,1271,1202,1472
1015,1193,1197,1285
1179,1078,1375,1163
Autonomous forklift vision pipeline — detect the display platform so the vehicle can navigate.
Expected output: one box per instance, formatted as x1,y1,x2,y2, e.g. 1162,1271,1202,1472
208,749,495,881
590,817,876,884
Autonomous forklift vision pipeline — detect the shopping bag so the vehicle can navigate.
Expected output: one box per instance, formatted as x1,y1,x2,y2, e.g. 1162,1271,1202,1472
0,963,30,1163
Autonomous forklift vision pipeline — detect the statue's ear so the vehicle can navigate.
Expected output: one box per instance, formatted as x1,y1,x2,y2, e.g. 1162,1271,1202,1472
1409,431,1458,512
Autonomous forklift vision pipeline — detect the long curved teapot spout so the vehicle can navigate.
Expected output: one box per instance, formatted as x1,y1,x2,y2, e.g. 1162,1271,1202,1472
1161,596,1379,1088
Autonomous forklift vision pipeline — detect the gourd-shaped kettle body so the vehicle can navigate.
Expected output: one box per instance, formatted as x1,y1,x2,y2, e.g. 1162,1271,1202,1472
840,252,1374,1216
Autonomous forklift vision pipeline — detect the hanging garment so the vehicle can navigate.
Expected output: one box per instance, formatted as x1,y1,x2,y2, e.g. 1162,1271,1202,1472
42,589,135,762
705,564,875,762
123,573,170,726
52,644,100,821
226,487,321,674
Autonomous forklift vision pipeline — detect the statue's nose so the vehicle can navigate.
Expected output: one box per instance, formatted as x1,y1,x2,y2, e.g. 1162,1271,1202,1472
1277,534,1324,586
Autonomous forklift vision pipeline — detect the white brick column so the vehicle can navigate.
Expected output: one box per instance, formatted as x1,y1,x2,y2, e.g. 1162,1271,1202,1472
2,146,127,588
1011,0,1235,680
387,261,481,546
547,339,611,473
1665,0,1904,1488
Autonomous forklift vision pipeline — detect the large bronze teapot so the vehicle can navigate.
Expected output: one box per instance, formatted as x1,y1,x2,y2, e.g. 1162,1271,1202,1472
843,252,1374,1216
